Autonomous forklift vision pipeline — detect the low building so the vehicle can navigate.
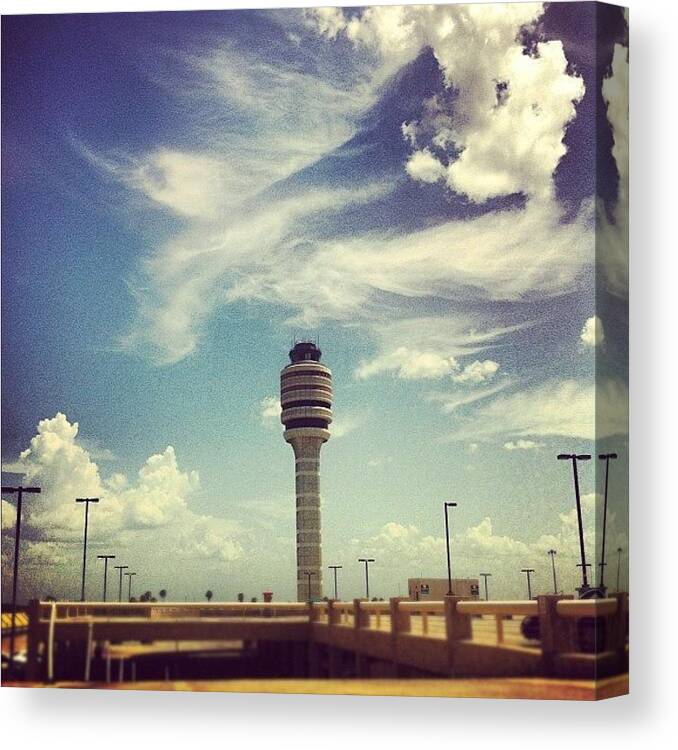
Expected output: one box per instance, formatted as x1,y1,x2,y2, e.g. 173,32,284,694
408,577,480,601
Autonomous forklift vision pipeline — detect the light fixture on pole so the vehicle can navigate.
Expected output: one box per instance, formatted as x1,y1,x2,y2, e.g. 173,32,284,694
521,568,535,600
75,497,100,601
2,485,41,675
97,554,115,602
114,565,128,602
598,452,618,594
557,453,592,594
444,502,457,596
303,570,315,603
479,573,492,601
548,549,558,594
358,558,375,599
124,571,137,601
328,565,342,600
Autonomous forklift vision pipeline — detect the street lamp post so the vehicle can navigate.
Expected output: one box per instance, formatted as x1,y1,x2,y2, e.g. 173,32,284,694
114,565,128,602
548,549,558,594
444,502,457,596
75,497,100,601
479,573,492,601
358,558,375,599
558,453,592,592
576,562,592,589
1,485,41,675
303,570,315,603
616,547,623,592
328,565,342,600
598,453,618,593
521,568,535,600
97,555,115,602
124,571,137,601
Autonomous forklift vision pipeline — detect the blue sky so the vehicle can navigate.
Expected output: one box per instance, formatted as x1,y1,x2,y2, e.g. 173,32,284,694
2,3,628,602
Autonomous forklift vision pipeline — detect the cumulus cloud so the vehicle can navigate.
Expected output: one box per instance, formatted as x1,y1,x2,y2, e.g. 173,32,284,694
356,347,458,380
2,499,17,531
260,396,282,426
599,42,629,298
307,3,584,202
2,414,244,567
580,315,604,347
405,148,446,183
349,489,625,597
503,439,545,451
452,360,500,384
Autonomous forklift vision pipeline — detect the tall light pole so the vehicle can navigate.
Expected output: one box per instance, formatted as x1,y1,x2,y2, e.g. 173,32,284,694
328,565,342,600
576,561,592,589
75,497,99,601
125,571,137,601
444,501,457,596
616,547,623,592
97,554,115,602
548,549,558,594
479,573,492,601
2,485,41,675
114,565,128,602
558,453,592,592
521,568,535,600
303,570,315,603
358,558,375,599
598,453,618,593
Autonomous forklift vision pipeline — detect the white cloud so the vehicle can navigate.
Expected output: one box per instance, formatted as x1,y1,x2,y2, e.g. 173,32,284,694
405,149,446,183
348,489,626,597
452,359,500,384
599,42,629,298
98,3,593,367
87,149,238,221
503,439,545,451
331,414,362,439
2,414,244,567
1,499,17,531
307,3,584,202
580,315,604,347
356,346,458,380
450,379,628,441
260,396,282,426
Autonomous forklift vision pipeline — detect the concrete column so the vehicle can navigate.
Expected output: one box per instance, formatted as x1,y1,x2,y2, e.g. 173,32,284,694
444,595,472,669
537,594,573,676
26,599,42,682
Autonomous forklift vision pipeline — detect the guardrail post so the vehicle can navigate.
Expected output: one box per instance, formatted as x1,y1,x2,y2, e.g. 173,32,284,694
538,594,573,676
608,592,628,669
389,597,410,676
445,596,471,668
353,598,369,676
26,598,42,681
327,599,341,626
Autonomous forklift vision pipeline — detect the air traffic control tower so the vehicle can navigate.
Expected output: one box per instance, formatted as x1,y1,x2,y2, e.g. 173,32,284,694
280,341,332,601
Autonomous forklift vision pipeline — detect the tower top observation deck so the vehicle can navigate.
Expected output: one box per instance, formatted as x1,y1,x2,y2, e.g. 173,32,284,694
289,341,322,363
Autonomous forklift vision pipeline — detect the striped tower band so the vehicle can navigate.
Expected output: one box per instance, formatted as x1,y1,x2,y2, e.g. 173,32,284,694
280,342,332,602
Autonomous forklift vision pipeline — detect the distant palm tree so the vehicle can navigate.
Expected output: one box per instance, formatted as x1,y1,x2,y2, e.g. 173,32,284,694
159,589,167,601
237,593,244,603
205,590,213,602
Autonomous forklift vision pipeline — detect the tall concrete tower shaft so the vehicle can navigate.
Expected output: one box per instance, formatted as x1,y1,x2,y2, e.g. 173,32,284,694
280,342,332,601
